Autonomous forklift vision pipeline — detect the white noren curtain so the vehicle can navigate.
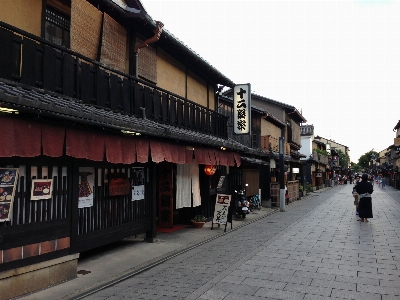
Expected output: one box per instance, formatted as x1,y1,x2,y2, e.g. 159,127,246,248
176,163,202,208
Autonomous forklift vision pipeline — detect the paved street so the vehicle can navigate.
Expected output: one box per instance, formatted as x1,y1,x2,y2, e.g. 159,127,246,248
77,184,400,300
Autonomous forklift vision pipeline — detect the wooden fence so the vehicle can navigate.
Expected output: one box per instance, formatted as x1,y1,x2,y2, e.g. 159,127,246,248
270,180,299,206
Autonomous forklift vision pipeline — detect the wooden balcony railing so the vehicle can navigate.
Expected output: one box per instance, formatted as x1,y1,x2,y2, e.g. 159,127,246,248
0,21,228,138
261,135,290,154
312,150,329,164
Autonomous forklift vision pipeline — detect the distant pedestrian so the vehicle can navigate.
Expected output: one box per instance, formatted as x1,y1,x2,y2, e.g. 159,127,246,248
352,175,361,215
355,173,374,222
381,177,386,188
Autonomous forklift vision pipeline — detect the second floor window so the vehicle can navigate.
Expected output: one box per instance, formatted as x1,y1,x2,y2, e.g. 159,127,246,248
45,6,70,48
287,120,293,143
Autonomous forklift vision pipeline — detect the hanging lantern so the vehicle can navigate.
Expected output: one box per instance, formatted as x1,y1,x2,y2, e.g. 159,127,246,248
204,165,216,176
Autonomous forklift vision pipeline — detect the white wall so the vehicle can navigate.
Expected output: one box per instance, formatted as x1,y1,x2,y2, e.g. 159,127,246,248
300,136,313,160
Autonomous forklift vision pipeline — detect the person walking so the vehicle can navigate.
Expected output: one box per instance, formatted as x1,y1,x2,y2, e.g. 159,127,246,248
355,173,374,222
381,177,386,188
352,175,361,215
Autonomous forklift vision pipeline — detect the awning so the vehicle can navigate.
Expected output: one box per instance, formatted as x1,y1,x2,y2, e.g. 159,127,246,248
0,116,240,166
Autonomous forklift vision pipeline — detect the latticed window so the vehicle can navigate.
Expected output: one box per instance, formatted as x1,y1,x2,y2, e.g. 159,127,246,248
287,120,293,143
45,6,70,48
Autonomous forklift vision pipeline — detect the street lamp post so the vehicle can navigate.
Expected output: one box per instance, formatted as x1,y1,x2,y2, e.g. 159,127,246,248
279,137,285,212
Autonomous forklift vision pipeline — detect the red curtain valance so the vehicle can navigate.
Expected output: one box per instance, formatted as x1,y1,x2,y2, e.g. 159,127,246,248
42,124,65,157
1,117,41,157
194,147,238,167
66,129,105,161
0,116,241,166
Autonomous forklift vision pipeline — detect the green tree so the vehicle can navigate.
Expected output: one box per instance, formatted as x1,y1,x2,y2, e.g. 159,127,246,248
337,149,350,169
315,148,329,156
358,150,379,169
351,162,361,173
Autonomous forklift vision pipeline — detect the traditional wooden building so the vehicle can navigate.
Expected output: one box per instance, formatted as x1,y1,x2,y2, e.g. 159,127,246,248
313,136,350,177
221,90,306,206
0,0,265,297
300,125,330,189
218,95,269,203
382,120,400,188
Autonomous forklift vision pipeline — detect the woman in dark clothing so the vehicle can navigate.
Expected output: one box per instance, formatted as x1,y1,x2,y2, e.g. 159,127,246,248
355,173,374,222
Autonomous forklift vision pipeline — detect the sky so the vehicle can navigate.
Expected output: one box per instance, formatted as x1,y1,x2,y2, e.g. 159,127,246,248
141,0,400,162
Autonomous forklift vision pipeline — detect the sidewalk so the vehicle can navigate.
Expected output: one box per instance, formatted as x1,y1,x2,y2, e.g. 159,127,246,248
16,190,326,300
20,183,400,300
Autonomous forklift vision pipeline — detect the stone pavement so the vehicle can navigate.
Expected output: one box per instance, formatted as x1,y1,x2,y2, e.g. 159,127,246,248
16,193,280,300
17,184,400,299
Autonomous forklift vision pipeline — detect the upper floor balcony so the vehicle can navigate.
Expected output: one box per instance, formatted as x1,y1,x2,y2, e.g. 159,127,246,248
261,135,291,155
312,150,329,165
0,21,228,138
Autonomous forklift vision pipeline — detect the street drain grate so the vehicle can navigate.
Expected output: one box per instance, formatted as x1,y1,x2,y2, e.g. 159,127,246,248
77,270,91,275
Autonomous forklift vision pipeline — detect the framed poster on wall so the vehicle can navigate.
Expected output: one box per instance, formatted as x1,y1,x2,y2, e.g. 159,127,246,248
132,167,145,201
31,179,53,200
78,167,94,208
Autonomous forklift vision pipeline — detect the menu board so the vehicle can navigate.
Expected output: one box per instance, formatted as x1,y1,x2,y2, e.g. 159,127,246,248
213,194,231,224
0,168,19,222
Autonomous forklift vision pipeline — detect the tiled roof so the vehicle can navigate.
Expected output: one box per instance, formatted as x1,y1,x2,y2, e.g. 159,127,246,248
219,95,266,115
0,79,266,157
314,136,350,150
107,0,235,87
393,120,400,131
219,95,285,127
223,89,307,123
160,29,235,87
264,112,286,127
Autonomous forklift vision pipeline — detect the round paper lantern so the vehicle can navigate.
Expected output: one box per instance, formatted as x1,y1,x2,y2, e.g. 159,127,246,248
204,165,216,176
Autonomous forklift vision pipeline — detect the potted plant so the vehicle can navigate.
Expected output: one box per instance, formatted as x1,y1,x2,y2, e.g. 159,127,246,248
306,183,313,193
299,185,305,197
191,214,206,228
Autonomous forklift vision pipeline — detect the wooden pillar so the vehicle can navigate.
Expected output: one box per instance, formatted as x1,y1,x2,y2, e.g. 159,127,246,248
156,162,174,228
146,162,158,242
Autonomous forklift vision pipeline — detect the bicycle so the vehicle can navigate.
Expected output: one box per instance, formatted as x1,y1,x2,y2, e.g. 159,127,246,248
248,194,261,211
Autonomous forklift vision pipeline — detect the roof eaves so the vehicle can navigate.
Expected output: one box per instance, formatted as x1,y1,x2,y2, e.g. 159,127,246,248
251,93,295,110
315,136,350,149
107,0,142,13
264,112,286,127
219,95,266,114
393,120,400,131
223,89,306,122
313,140,325,145
105,1,235,87
161,29,235,87
0,80,251,152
